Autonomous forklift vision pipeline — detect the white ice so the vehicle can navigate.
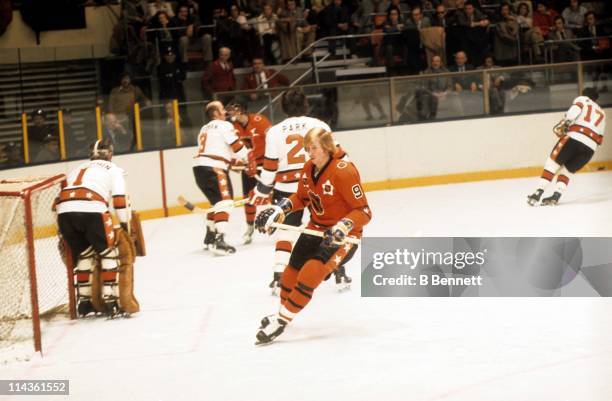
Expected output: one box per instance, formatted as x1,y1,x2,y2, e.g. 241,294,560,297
1,172,612,401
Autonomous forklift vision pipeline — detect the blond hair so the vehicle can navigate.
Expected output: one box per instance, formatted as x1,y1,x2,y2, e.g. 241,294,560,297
304,127,335,155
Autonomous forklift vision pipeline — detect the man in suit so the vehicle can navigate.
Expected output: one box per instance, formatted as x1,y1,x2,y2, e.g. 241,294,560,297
241,57,290,110
449,50,477,92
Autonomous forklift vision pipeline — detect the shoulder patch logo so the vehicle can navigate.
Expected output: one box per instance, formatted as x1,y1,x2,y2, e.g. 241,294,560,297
337,161,348,169
322,179,334,196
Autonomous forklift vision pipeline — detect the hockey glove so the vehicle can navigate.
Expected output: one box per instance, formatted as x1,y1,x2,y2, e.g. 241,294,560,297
255,205,285,235
249,182,273,205
120,222,129,232
323,219,354,247
553,119,570,137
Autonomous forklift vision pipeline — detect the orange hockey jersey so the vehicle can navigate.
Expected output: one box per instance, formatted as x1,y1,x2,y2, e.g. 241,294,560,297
289,158,372,237
233,113,270,166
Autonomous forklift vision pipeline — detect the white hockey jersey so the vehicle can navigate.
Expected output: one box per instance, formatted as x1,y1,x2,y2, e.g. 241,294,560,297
260,116,331,193
56,159,128,223
193,119,247,169
565,96,606,151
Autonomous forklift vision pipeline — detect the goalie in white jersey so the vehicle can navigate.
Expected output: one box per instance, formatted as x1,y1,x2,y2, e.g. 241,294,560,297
193,101,250,255
250,90,350,291
528,88,606,206
57,138,139,317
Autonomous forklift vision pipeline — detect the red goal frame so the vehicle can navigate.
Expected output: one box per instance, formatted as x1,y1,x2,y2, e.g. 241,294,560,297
0,174,76,354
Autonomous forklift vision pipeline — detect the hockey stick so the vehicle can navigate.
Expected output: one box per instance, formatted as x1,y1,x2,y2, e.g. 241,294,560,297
269,222,361,245
177,195,249,214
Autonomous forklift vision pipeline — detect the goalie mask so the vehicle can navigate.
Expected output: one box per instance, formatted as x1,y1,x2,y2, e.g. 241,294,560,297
90,138,114,161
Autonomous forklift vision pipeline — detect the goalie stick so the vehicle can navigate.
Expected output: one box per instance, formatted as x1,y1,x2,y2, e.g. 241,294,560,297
269,222,361,245
177,195,249,214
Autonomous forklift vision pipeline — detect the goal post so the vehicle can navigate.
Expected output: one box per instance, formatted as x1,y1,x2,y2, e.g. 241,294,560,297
0,175,76,358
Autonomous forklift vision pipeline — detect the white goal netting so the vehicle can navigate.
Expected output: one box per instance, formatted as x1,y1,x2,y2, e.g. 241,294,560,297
0,176,72,361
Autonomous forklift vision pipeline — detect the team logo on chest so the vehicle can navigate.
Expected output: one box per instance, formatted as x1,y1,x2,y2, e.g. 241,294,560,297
322,179,334,196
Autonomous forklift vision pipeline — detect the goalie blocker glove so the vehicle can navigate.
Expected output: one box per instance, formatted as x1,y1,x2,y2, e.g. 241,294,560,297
323,218,354,247
255,198,292,234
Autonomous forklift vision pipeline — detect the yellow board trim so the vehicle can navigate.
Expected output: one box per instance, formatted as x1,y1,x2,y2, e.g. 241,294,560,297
139,160,612,221
20,160,612,241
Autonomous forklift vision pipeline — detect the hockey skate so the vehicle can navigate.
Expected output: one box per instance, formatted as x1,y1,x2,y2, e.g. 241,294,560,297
103,298,120,318
334,266,352,292
243,224,255,245
211,233,236,256
541,191,561,206
203,226,216,250
269,272,282,295
255,316,288,345
527,189,544,206
77,299,95,317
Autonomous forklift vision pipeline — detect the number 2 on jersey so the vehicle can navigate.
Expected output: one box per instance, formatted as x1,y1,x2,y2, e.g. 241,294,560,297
286,134,306,164
584,105,604,126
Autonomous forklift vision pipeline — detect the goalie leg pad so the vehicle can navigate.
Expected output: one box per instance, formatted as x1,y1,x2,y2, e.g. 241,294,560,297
74,246,96,298
100,247,120,300
130,211,147,257
115,228,140,314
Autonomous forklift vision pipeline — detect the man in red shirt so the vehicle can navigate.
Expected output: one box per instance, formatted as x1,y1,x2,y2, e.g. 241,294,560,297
201,47,236,104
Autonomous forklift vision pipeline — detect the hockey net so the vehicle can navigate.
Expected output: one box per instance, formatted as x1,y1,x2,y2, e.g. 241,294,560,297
0,175,75,362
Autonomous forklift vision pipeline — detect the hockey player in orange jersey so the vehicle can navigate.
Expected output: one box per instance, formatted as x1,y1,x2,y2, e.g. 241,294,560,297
227,103,271,244
253,127,372,344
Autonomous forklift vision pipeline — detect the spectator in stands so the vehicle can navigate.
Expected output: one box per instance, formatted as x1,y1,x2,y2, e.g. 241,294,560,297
432,4,449,28
148,10,178,60
477,54,506,114
579,11,610,60
241,57,290,103
382,8,405,70
579,11,609,92
158,46,186,103
108,72,151,122
449,50,477,92
386,0,409,15
173,4,212,68
532,1,558,38
297,7,318,57
562,0,587,32
148,0,174,20
403,6,430,74
121,0,149,71
201,47,237,103
278,0,301,62
102,113,132,153
547,16,580,62
228,5,258,67
418,54,452,120
493,3,519,66
515,1,544,62
320,0,351,57
445,0,467,63
255,3,281,65
29,109,58,163
60,108,86,158
405,5,431,30
177,0,198,17
457,1,490,67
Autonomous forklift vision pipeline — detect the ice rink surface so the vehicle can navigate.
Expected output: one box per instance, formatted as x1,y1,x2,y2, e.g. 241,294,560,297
1,172,612,401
